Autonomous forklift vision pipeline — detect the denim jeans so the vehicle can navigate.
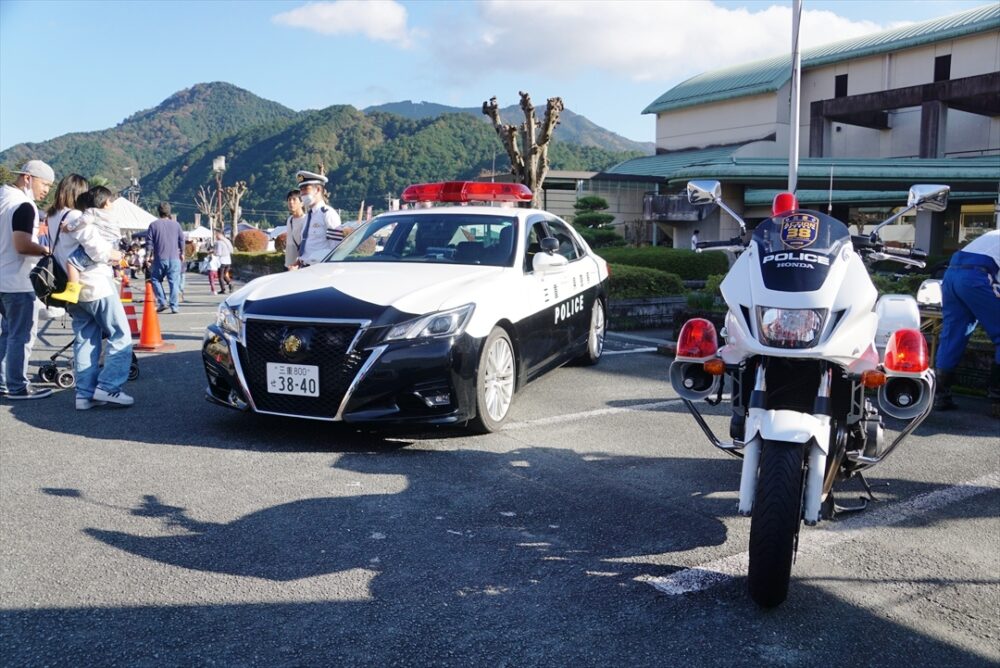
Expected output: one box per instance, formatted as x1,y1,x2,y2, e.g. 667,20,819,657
67,296,132,400
151,259,182,310
0,291,38,393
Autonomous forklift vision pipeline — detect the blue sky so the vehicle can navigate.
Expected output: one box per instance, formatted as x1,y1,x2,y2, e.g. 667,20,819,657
0,0,988,151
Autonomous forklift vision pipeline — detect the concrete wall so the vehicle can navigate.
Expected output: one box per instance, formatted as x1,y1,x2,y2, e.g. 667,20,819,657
655,93,778,151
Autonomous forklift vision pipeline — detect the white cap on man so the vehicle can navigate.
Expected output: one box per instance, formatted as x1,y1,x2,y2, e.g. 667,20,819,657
14,160,55,183
295,170,328,188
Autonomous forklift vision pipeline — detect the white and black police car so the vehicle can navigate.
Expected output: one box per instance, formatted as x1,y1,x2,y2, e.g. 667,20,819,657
203,181,610,432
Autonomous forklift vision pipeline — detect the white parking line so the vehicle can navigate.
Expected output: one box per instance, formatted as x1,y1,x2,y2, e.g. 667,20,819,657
505,398,682,430
607,332,668,345
639,471,1000,596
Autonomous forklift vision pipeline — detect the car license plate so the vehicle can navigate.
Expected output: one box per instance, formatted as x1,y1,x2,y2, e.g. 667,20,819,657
266,363,319,397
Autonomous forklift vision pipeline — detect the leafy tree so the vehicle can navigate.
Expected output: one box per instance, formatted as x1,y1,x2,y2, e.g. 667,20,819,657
573,195,615,228
0,165,13,185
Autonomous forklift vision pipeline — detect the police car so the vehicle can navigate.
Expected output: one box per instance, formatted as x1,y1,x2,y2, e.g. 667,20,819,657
202,181,610,432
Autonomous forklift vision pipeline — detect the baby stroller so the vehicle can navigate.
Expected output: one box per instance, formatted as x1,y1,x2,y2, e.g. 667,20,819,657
37,339,140,389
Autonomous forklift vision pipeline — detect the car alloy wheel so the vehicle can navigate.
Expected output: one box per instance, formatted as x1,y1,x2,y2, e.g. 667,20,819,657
469,327,516,433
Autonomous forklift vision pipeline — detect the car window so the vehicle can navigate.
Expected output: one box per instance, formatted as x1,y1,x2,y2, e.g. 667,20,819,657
327,214,517,267
523,221,549,273
545,219,582,262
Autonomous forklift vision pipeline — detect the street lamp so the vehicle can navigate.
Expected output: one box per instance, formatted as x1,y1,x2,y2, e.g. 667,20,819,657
212,156,226,236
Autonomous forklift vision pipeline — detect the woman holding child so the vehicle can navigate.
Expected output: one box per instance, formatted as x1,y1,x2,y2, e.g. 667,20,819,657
51,179,134,410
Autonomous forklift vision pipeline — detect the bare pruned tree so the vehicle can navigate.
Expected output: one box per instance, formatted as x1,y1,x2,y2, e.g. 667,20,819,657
194,185,221,233
483,91,564,208
224,181,249,243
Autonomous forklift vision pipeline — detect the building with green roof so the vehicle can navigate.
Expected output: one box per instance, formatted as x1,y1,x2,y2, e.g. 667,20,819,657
604,4,999,254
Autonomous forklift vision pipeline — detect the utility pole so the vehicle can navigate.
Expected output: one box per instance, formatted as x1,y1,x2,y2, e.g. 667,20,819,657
788,0,803,193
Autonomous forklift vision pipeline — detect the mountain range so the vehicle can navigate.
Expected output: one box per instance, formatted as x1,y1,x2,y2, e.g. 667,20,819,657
0,83,650,223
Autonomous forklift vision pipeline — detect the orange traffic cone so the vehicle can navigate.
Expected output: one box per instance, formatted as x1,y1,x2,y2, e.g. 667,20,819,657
119,274,132,303
134,280,175,352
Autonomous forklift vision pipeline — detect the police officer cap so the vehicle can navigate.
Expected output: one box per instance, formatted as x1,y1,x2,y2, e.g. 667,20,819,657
296,170,328,188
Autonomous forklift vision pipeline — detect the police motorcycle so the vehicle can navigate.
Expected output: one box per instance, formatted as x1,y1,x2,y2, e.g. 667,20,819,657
670,181,950,607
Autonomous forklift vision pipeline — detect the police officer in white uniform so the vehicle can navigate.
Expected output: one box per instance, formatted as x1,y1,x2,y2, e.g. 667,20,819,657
293,170,346,268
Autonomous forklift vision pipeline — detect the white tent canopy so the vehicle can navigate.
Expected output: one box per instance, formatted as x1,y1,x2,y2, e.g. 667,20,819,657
186,226,214,240
110,197,156,231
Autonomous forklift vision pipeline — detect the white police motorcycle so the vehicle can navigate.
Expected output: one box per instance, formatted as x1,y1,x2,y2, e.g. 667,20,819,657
671,181,949,607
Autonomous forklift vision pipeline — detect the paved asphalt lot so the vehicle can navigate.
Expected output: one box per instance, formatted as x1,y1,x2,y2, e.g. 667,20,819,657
1,278,998,667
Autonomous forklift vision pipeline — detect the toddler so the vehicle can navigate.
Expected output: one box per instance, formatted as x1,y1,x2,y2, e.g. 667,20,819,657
50,186,121,303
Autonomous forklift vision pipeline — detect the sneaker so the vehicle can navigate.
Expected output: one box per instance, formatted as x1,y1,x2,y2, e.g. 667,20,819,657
50,281,82,304
76,397,108,410
5,387,53,400
156,305,167,313
93,387,134,406
170,308,179,314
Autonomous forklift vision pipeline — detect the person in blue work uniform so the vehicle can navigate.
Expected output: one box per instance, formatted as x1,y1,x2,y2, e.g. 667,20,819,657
933,228,1000,416
291,170,347,268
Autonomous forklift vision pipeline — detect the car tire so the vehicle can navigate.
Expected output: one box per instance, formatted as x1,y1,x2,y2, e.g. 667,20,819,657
468,327,516,434
575,298,606,366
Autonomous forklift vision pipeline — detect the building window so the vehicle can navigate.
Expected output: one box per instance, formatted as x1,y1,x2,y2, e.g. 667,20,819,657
835,74,848,98
934,54,951,82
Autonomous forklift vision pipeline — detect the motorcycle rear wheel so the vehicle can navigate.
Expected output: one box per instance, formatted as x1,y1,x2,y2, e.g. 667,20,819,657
748,440,805,607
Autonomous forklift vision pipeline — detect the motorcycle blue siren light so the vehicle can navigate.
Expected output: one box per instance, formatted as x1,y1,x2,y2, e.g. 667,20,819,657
676,318,718,359
884,329,929,373
772,192,798,216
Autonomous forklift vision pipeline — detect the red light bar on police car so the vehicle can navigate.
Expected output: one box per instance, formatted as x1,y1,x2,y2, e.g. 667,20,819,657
401,181,533,203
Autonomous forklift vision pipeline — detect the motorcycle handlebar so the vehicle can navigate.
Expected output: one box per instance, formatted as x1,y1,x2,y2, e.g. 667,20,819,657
696,236,745,250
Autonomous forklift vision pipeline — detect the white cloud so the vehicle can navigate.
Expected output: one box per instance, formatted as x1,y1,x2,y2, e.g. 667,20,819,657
428,0,890,84
273,0,416,48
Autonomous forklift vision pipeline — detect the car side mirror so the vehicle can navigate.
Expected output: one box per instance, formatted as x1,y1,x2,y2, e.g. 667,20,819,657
907,184,950,213
686,180,722,206
540,237,559,254
533,251,568,274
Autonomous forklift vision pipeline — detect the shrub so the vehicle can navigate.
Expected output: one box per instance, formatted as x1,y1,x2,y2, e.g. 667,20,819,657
234,229,268,252
274,232,287,252
576,225,625,249
599,247,728,280
232,251,286,273
608,263,684,300
704,273,725,297
871,273,929,296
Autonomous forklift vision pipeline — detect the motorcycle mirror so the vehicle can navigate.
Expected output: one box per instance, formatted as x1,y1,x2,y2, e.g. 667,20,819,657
686,180,722,206
907,184,950,213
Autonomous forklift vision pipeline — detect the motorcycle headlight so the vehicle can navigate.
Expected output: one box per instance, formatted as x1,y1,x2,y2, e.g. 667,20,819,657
217,302,241,336
756,307,826,349
384,304,475,342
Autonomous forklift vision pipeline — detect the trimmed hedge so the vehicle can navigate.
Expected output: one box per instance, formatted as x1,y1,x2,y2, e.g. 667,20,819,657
233,251,286,273
576,225,625,249
274,232,288,252
599,247,729,280
235,229,268,252
608,263,685,300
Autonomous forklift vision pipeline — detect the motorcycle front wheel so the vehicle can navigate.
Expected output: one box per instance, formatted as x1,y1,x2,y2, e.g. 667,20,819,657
748,440,806,607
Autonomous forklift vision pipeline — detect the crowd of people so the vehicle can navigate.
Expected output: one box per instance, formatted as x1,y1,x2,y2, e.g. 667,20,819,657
0,162,353,408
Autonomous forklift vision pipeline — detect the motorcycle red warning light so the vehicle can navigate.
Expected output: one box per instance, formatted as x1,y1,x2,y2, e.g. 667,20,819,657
772,192,799,216
401,181,533,203
883,329,929,373
676,318,718,359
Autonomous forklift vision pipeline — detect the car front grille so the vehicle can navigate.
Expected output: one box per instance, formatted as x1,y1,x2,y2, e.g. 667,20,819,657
239,320,368,419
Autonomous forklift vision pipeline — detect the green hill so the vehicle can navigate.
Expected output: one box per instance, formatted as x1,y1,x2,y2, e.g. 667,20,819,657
0,82,297,186
142,109,641,224
364,100,655,154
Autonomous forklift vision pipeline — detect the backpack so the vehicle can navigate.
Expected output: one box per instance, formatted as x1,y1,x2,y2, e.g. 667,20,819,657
29,212,69,306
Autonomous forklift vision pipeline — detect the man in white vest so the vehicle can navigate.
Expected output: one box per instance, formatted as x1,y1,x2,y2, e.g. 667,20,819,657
0,160,55,399
293,170,347,267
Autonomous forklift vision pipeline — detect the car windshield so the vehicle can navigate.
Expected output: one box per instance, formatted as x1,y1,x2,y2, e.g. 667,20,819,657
324,213,518,267
752,209,851,256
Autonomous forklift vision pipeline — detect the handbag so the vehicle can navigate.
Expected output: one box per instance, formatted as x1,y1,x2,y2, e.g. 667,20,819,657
29,212,69,306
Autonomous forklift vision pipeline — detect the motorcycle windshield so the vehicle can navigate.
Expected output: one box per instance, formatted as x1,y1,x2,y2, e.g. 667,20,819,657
753,209,851,292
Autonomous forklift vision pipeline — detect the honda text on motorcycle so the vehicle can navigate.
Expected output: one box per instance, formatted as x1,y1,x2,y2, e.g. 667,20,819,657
671,180,950,607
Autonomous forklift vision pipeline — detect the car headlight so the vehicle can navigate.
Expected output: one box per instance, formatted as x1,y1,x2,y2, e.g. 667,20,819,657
384,304,475,342
217,302,241,336
756,307,826,349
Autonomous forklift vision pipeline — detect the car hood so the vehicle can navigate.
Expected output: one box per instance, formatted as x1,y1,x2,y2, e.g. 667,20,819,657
233,262,505,323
